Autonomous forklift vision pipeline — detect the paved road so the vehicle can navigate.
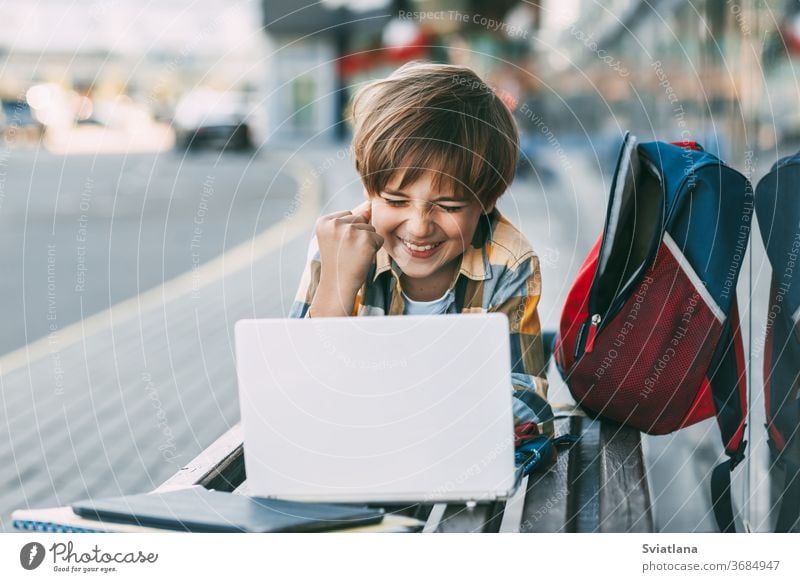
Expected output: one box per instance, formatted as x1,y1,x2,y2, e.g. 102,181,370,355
0,149,295,357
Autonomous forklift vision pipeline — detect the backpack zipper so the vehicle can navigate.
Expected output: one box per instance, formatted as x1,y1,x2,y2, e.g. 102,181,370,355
583,314,601,353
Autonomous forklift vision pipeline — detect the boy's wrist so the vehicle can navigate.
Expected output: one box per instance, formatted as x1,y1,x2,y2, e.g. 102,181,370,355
310,277,360,317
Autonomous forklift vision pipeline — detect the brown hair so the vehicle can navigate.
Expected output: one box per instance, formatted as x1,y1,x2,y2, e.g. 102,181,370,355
349,62,519,209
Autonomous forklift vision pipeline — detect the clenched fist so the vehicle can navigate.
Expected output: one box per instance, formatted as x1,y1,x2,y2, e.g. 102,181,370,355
310,200,384,317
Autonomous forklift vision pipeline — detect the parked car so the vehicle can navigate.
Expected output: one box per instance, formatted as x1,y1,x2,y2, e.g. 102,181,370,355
1,99,44,140
172,90,256,151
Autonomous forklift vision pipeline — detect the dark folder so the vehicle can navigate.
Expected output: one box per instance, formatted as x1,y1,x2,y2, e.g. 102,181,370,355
71,488,385,533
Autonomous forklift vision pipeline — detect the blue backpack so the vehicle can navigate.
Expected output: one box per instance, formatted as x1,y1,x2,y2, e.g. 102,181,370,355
755,154,800,532
554,134,752,532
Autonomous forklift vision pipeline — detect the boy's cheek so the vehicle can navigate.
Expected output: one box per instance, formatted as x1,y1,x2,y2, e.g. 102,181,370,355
370,222,393,247
369,208,394,235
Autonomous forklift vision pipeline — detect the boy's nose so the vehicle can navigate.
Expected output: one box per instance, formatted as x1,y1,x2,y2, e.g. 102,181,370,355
405,203,436,237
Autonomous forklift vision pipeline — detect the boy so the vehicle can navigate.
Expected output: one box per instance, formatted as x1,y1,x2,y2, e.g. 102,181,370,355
289,62,553,439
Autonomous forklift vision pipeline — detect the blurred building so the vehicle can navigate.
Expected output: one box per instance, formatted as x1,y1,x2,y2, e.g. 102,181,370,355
260,0,541,142
261,0,389,142
549,1,800,156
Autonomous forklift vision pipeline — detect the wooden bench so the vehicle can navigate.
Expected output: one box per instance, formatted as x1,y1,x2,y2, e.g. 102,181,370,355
156,414,653,533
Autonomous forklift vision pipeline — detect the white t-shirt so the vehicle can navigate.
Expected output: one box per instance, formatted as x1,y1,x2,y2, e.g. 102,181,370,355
401,289,455,315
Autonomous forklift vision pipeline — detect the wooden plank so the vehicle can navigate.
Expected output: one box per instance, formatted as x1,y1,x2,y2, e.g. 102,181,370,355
480,500,506,533
567,416,602,532
519,449,571,532
519,418,572,532
599,421,654,532
519,416,653,533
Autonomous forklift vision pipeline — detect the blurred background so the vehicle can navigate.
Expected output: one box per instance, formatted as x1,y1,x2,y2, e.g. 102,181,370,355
0,0,797,532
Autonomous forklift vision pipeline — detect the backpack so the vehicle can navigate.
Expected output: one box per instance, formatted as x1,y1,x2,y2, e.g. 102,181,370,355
755,154,800,532
554,133,751,532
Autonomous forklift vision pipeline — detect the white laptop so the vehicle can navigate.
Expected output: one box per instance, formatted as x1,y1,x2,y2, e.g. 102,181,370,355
234,314,519,504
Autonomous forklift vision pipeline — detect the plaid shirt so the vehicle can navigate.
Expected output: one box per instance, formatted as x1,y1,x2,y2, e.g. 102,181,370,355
288,209,554,437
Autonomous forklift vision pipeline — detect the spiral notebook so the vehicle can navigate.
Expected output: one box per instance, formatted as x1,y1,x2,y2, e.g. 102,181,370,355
12,505,421,533
12,488,402,533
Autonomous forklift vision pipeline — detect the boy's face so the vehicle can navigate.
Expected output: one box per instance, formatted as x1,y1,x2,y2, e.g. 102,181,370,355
369,172,493,284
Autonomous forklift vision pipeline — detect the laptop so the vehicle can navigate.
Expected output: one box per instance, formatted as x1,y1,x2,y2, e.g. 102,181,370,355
234,313,518,504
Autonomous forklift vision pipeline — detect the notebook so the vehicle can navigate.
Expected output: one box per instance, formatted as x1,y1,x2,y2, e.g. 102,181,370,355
69,488,385,533
12,505,422,534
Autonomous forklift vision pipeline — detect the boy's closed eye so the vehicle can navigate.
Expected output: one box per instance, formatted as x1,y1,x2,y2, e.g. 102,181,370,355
379,194,467,213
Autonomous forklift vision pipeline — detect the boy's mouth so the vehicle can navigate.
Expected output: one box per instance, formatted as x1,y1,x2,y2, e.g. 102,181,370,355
399,237,444,258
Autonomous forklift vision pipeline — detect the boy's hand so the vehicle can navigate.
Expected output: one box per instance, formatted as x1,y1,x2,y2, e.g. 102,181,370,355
350,199,372,222
311,201,384,316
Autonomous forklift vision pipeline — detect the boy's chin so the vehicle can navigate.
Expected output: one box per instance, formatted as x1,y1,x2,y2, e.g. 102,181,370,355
395,264,439,280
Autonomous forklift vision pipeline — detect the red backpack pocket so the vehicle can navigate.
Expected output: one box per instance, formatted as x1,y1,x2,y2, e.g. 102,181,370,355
568,234,725,434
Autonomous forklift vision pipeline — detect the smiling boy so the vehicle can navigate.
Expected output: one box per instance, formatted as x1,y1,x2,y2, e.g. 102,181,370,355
289,62,553,438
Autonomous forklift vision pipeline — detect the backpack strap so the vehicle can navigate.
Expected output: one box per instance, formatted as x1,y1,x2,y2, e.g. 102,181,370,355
775,457,800,532
764,283,800,532
706,292,748,532
710,449,746,533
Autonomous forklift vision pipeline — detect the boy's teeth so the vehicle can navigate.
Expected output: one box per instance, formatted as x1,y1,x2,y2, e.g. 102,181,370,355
404,240,440,251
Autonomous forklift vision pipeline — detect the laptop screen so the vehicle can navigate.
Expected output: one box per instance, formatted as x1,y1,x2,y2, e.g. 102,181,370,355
234,314,516,504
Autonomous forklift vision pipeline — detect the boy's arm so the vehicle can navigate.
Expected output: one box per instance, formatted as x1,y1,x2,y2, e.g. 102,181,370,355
291,202,381,318
488,253,554,439
287,234,365,318
288,235,321,318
